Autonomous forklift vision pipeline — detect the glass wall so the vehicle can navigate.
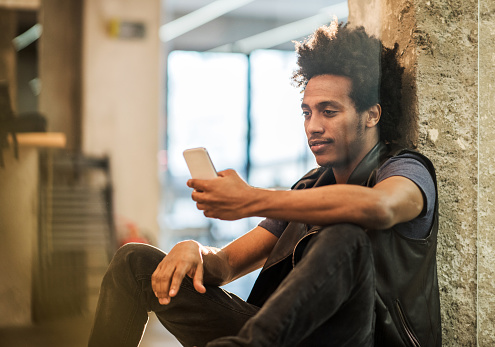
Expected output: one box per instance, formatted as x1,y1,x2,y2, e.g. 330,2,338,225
249,49,314,189
162,49,315,298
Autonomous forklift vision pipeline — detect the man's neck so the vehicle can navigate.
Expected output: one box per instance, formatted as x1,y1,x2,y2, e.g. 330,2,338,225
332,139,380,184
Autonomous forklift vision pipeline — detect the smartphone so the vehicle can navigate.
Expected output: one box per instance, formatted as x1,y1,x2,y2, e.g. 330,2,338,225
183,147,218,179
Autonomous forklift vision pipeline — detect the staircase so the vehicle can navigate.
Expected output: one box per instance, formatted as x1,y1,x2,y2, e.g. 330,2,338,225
34,151,116,320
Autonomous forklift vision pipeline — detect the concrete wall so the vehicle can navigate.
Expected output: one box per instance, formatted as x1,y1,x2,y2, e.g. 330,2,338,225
349,0,490,345
0,5,37,328
0,148,39,326
38,0,83,151
414,2,478,344
82,0,161,241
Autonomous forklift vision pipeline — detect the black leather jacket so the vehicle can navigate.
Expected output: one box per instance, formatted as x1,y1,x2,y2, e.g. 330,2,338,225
247,142,442,346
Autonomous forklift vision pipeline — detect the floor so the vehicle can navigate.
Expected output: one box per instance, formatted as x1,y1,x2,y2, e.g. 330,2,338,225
0,274,259,347
0,313,181,347
0,241,257,347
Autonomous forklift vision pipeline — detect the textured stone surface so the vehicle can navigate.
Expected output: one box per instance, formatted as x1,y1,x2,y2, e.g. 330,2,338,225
349,0,480,345
415,1,478,345
479,0,495,344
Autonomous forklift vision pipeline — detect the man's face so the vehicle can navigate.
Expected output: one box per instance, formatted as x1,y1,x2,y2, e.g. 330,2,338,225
302,74,370,168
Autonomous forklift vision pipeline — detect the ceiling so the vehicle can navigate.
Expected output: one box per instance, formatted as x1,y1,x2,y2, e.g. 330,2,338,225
161,0,348,53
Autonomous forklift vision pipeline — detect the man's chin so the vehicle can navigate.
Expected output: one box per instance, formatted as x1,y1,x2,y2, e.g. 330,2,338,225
315,155,348,169
315,157,335,168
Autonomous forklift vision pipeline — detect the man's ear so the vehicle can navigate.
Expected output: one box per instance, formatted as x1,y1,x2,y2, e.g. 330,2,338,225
365,104,381,128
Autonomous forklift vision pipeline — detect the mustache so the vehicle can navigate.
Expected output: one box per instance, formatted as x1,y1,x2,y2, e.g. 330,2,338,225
308,137,334,146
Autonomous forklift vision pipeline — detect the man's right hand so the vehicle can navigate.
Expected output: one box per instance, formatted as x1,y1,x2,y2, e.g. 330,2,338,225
151,240,207,305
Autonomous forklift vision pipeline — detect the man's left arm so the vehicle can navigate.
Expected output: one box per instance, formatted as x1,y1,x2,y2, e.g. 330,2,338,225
188,169,424,230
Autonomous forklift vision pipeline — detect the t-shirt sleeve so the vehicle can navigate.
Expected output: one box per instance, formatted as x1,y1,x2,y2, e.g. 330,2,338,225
376,153,436,239
258,218,288,238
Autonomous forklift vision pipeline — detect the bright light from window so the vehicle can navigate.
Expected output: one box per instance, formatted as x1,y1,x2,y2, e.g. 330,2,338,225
167,51,248,178
164,49,317,300
249,49,315,188
164,50,316,240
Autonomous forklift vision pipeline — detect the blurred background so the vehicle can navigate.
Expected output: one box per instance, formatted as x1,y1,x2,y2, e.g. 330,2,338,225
0,0,348,345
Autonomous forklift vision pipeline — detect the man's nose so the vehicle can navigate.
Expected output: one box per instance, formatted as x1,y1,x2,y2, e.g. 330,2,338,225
306,114,325,134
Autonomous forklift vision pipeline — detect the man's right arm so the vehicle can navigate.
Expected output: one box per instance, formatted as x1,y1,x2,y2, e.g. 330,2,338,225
151,226,278,305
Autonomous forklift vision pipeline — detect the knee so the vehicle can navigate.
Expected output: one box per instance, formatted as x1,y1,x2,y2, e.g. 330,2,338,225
313,224,374,278
107,243,166,275
112,243,155,263
317,223,370,249
308,224,373,270
300,224,372,267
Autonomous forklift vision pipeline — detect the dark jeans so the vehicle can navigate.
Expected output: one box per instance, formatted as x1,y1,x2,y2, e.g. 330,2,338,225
88,224,375,347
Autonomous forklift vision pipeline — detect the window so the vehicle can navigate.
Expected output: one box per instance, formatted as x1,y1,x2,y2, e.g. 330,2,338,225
249,49,314,189
162,49,315,298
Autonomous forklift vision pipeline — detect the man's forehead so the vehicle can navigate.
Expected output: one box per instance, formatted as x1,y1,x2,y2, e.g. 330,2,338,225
302,75,352,103
306,74,352,89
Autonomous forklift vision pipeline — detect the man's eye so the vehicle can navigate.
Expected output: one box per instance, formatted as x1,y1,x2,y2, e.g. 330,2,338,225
302,111,310,117
323,110,337,116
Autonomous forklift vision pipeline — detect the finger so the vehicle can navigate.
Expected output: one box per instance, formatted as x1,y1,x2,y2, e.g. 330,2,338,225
188,178,209,191
192,264,206,294
196,202,210,211
152,264,174,302
203,210,214,218
151,266,159,293
187,179,207,189
152,263,166,295
191,190,205,203
154,268,174,305
217,169,235,177
169,265,188,297
156,274,173,305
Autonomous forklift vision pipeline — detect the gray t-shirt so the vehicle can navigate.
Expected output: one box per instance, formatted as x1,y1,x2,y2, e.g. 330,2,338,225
258,153,436,240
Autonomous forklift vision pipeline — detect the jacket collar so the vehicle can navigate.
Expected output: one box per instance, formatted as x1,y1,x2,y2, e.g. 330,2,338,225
292,141,388,190
347,141,388,186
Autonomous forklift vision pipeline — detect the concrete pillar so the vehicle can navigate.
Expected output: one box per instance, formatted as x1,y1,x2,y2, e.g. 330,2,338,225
0,148,39,326
349,0,482,345
1,2,39,327
478,0,495,344
38,0,83,152
82,0,161,241
0,9,17,107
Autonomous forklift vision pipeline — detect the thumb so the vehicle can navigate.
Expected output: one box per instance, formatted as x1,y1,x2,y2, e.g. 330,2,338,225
218,169,238,179
192,263,206,294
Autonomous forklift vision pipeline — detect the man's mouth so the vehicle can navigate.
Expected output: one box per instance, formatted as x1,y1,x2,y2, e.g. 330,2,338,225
308,139,333,152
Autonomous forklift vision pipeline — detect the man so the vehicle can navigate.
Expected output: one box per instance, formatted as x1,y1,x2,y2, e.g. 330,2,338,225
89,23,441,347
